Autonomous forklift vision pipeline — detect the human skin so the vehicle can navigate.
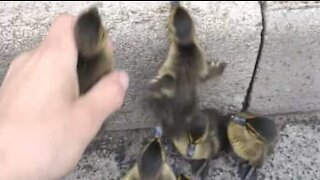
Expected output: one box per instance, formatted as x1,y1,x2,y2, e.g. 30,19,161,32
0,14,128,180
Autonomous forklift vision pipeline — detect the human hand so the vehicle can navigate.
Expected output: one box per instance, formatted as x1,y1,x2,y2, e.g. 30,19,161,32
0,14,128,180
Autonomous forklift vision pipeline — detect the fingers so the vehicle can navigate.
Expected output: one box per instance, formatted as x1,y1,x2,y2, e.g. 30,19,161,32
72,71,129,141
1,51,34,85
36,14,78,70
3,14,78,87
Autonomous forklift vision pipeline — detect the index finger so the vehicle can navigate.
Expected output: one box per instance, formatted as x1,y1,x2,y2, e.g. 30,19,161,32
37,14,78,70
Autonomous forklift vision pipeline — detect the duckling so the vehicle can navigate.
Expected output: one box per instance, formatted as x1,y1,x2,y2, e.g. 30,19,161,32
227,112,278,180
123,138,176,180
149,1,226,100
172,108,229,179
147,1,226,148
74,7,114,94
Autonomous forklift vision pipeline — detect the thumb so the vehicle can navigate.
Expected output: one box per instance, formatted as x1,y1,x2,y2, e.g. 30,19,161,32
72,71,129,140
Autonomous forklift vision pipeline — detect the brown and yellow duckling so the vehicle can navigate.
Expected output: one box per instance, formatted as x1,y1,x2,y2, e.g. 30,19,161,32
123,137,176,180
149,1,226,100
172,108,229,179
147,1,227,157
227,112,278,180
74,6,114,94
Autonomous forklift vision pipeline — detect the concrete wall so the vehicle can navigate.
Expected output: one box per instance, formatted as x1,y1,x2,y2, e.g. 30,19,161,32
249,1,320,115
0,1,319,131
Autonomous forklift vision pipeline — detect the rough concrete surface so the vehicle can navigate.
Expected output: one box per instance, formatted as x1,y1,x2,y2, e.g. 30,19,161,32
249,1,320,115
63,114,320,180
267,1,320,10
0,1,261,130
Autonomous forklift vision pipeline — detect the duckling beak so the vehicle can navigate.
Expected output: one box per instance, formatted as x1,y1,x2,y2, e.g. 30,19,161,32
187,143,196,158
231,115,247,126
155,126,163,138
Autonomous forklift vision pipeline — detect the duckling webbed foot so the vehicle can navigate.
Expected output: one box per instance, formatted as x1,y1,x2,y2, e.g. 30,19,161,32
243,166,257,180
208,61,227,78
237,161,257,180
191,159,209,180
201,61,227,82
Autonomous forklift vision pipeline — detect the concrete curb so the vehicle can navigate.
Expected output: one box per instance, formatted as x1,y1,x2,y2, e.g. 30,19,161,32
249,1,320,115
0,2,319,131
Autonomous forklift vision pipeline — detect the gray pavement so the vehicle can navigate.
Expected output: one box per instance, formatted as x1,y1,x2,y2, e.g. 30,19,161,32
63,113,320,180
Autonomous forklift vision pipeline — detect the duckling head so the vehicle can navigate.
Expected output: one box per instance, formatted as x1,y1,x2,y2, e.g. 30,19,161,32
232,113,278,143
246,116,278,143
138,138,165,178
186,113,208,158
75,7,108,58
169,4,195,45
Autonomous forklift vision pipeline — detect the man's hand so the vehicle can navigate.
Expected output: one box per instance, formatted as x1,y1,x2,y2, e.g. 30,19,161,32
0,14,128,180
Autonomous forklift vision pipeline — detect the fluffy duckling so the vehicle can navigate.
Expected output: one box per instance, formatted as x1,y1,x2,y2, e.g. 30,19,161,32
172,108,229,179
123,138,176,180
227,112,278,180
147,1,226,150
149,1,226,100
74,7,114,94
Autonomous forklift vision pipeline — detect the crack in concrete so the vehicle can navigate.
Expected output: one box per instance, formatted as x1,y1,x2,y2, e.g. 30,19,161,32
241,1,266,112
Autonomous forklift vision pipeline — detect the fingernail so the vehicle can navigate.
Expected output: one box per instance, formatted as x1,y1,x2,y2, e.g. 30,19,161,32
118,71,129,90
